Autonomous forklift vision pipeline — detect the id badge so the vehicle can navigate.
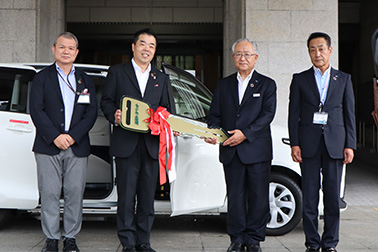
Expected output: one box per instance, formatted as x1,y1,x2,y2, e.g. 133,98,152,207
313,112,328,125
77,93,90,104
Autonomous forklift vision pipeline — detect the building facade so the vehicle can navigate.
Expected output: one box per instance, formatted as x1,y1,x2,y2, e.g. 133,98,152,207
1,0,377,145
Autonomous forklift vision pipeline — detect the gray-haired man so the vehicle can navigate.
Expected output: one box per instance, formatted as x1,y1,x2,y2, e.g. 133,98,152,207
30,32,97,252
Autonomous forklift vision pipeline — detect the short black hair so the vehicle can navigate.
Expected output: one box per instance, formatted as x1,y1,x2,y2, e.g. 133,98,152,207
133,28,157,46
307,32,331,48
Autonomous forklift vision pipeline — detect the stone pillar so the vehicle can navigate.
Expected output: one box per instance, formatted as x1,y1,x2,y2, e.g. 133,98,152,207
223,0,246,77
223,0,339,127
36,0,65,62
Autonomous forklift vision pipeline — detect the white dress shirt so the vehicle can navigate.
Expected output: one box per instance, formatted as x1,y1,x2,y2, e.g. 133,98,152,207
237,69,254,104
56,63,76,132
132,58,151,97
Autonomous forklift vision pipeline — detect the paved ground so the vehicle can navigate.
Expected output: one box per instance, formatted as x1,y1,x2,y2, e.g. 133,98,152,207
0,157,377,252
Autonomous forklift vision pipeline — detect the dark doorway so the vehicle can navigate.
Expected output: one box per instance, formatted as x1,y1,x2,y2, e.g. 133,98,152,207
68,22,223,93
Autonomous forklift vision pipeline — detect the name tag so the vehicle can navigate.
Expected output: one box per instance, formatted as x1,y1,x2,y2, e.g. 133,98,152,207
313,112,328,125
253,93,260,97
77,93,90,104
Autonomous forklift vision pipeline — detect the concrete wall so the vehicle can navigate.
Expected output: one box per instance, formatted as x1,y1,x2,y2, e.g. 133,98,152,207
0,0,37,62
223,0,339,127
0,0,64,63
66,0,223,23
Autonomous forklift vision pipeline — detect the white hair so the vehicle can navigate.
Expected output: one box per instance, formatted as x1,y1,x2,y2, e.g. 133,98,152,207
231,38,258,54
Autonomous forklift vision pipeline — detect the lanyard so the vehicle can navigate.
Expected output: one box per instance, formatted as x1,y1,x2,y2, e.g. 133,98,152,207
317,70,330,106
57,71,79,95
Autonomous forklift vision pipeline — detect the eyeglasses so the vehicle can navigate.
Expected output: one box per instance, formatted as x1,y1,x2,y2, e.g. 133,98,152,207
233,53,256,59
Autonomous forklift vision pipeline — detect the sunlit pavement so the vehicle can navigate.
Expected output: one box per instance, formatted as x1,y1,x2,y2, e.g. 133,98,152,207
1,158,377,252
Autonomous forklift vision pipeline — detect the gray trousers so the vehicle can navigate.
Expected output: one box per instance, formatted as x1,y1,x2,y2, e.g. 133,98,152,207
35,148,87,240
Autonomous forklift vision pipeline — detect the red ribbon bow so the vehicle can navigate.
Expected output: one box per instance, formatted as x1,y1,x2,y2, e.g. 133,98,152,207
145,106,173,185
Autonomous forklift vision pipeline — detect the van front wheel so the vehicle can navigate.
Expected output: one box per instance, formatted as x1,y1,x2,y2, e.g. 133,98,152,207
266,173,302,236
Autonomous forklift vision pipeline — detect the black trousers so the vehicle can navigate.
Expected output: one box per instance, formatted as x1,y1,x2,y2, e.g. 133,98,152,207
115,134,159,247
223,153,270,245
300,137,343,249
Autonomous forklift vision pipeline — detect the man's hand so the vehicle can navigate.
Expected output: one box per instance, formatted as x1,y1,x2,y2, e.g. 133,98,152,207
66,134,76,146
53,134,71,150
222,129,246,147
53,134,76,150
173,131,180,137
204,137,217,145
114,109,122,125
343,148,354,164
291,145,302,163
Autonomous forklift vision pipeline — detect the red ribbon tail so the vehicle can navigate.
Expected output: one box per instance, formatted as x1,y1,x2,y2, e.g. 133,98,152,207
159,130,168,185
145,106,173,185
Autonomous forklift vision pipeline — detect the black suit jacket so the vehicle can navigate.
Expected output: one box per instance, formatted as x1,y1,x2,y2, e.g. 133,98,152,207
288,67,356,159
30,63,98,157
100,62,173,159
207,71,277,165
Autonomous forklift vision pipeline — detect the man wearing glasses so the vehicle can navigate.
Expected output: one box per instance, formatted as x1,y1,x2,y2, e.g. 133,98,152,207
206,38,277,252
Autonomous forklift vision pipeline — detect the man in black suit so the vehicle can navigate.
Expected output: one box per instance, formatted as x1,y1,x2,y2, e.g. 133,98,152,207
288,32,356,252
30,32,98,252
206,38,277,252
101,29,173,252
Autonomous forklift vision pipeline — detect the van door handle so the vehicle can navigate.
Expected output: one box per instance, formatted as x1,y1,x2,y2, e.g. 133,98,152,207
7,126,33,133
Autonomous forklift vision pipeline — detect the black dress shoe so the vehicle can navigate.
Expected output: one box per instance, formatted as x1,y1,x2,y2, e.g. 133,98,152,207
322,248,337,252
63,238,80,252
227,242,243,252
136,243,157,252
123,246,136,252
247,243,262,252
306,247,320,252
41,238,59,252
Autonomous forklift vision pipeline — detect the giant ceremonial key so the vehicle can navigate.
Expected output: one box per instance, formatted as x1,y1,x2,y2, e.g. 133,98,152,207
120,96,229,143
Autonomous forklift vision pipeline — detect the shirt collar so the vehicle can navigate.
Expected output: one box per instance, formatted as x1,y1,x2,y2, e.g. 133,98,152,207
237,69,254,83
132,58,151,74
55,62,75,76
313,65,331,76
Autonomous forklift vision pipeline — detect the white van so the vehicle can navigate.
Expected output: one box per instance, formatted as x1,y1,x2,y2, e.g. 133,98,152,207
0,63,346,236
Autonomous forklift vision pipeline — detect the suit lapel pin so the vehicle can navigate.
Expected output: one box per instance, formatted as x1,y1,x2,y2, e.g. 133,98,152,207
333,75,338,81
77,78,82,84
151,73,156,80
250,79,258,88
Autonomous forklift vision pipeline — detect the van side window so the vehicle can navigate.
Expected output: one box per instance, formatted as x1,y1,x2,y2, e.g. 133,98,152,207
164,67,212,122
0,68,34,113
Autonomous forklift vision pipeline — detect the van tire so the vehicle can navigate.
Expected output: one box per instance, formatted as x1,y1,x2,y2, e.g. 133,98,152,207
266,173,302,236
